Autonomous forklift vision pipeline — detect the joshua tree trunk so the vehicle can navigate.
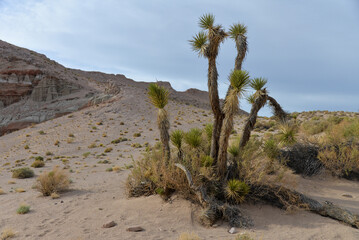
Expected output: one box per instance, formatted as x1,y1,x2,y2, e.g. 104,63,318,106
267,95,287,122
208,58,224,162
217,109,235,178
234,35,247,71
239,92,267,149
217,35,248,176
158,109,171,163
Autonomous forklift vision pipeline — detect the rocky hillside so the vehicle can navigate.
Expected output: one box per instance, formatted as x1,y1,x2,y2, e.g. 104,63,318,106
0,40,246,136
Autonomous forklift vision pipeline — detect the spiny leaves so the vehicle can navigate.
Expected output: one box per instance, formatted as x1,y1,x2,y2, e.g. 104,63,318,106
148,83,169,109
199,13,215,29
229,23,247,39
246,94,255,104
250,77,267,91
229,70,251,95
189,31,208,56
225,179,250,203
170,130,184,150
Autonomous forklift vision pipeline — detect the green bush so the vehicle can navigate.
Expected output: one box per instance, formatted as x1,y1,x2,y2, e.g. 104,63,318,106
16,204,30,214
12,168,34,179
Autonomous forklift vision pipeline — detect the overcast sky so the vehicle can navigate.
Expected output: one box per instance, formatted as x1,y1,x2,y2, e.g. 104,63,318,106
1,0,359,115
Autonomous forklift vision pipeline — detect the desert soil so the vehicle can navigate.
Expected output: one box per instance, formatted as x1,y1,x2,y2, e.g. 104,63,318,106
1,87,359,240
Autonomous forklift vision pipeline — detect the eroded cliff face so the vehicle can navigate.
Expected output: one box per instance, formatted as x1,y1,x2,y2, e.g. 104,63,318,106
0,40,98,135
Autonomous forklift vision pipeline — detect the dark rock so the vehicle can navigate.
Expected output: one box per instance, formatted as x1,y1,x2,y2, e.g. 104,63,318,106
102,221,117,228
126,226,145,232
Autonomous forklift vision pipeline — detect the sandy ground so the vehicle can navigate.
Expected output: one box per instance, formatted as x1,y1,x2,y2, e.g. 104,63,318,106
1,88,359,240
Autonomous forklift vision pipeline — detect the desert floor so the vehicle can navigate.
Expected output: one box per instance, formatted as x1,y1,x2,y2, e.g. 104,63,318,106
1,91,359,240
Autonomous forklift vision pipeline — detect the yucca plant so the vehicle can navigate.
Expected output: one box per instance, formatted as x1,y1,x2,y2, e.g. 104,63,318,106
225,179,250,203
279,123,297,146
171,130,184,160
201,155,214,167
217,70,250,178
263,138,280,160
184,128,202,149
148,83,171,163
190,13,227,162
228,144,240,159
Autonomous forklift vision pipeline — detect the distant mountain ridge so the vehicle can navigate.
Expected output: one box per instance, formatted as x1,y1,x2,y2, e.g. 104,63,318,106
0,40,247,136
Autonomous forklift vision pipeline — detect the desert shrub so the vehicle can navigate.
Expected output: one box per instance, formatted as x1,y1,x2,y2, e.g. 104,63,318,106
1,228,15,239
82,152,91,158
36,167,70,196
104,147,113,153
327,116,344,125
127,147,192,198
111,137,128,144
318,144,359,177
46,151,53,156
301,119,329,135
177,232,202,240
16,204,30,214
235,234,254,240
239,139,292,186
280,143,322,176
317,118,359,178
31,160,45,168
12,168,34,179
35,156,44,161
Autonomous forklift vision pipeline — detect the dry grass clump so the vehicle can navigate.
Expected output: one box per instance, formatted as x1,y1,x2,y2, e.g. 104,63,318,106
12,167,34,179
0,189,4,195
234,233,254,240
317,118,359,178
31,159,45,168
0,228,15,240
177,232,202,240
36,167,70,196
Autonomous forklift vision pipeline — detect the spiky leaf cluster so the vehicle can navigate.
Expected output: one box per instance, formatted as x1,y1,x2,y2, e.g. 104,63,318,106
250,77,267,91
189,32,208,56
148,83,169,109
225,179,250,203
199,13,215,29
229,23,247,39
170,130,184,150
230,70,251,96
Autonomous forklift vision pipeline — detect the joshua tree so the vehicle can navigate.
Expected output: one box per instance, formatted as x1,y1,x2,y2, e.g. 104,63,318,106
217,70,250,178
148,83,171,163
239,78,268,149
216,23,249,177
190,14,228,161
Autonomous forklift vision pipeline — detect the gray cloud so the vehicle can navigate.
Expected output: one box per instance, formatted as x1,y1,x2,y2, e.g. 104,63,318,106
0,0,358,115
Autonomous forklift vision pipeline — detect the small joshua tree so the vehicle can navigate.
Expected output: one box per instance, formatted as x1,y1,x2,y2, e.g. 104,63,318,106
148,83,171,163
